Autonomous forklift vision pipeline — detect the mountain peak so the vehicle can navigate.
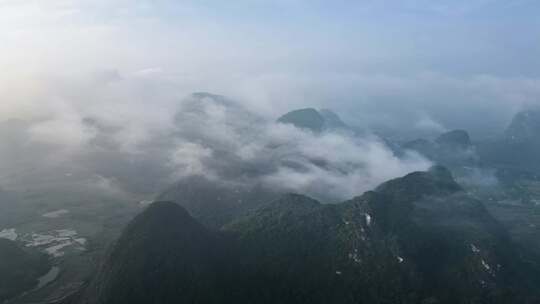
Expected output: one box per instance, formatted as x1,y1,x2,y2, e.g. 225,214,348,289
375,165,462,202
81,200,226,304
277,108,350,133
136,201,193,226
191,91,226,100
183,92,236,109
277,108,325,132
435,129,471,148
319,109,349,129
505,109,540,142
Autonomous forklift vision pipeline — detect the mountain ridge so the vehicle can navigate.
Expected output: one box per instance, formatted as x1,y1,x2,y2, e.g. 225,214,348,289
78,167,540,304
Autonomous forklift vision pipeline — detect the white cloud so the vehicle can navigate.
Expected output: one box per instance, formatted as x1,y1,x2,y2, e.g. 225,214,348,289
169,99,432,201
259,124,432,200
415,114,447,133
170,142,214,179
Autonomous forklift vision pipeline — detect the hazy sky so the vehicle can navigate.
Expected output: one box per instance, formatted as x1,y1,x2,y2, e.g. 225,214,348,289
1,0,539,135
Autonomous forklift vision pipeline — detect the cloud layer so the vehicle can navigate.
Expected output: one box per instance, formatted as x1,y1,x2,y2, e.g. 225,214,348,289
170,94,432,201
0,1,539,201
0,87,431,202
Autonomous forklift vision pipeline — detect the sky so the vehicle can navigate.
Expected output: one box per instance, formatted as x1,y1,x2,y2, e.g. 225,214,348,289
1,0,539,135
0,0,539,200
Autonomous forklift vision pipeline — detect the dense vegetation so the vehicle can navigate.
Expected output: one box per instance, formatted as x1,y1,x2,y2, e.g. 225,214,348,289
77,167,540,304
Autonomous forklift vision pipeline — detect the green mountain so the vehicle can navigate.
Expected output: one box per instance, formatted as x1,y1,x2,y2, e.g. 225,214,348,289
478,109,540,174
277,108,326,132
77,167,540,304
403,130,476,167
78,201,237,304
319,109,350,130
227,166,538,303
277,108,350,133
504,109,540,143
435,129,471,149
